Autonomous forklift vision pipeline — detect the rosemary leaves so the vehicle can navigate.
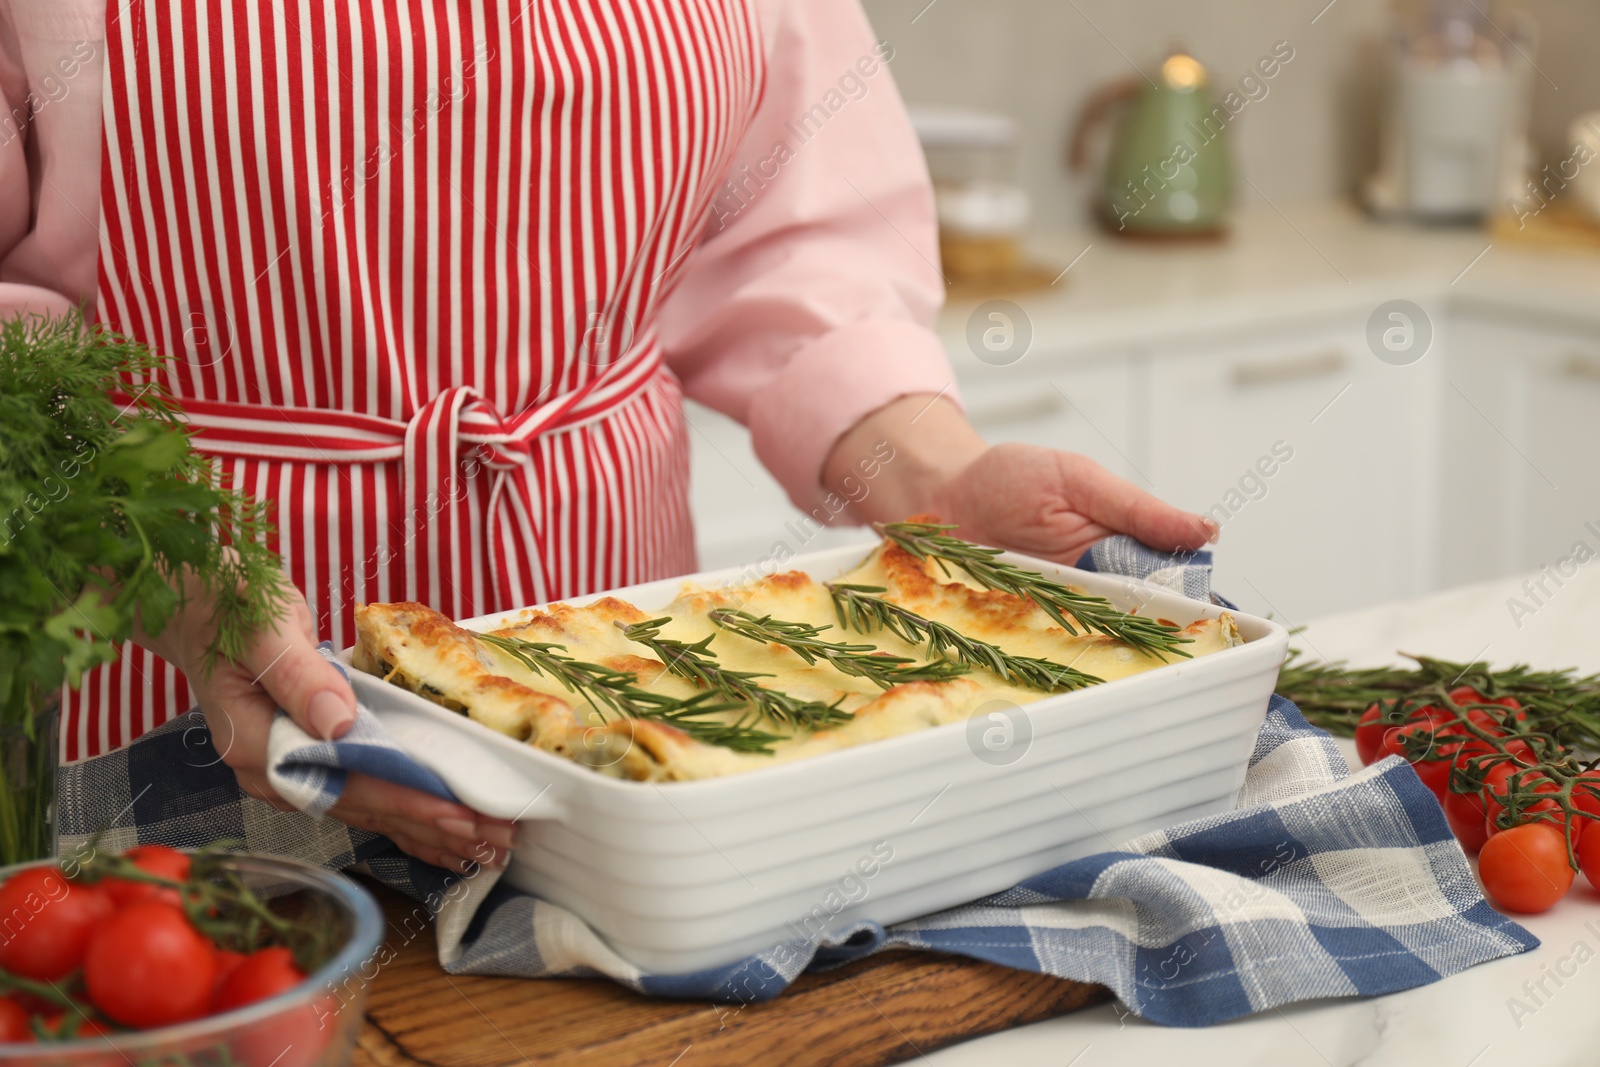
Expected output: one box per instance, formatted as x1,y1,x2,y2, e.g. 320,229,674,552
1276,648,1600,752
707,608,971,689
475,633,782,754
877,521,1190,658
828,584,1103,693
619,618,854,730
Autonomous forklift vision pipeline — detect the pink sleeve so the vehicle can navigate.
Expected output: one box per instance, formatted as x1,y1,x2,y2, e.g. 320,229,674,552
0,2,105,319
654,0,959,512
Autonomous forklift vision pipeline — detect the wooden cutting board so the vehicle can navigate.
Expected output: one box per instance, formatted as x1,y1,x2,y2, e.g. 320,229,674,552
352,884,1110,1067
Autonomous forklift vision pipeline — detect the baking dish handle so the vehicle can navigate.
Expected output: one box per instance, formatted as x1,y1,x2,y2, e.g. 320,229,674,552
346,670,570,823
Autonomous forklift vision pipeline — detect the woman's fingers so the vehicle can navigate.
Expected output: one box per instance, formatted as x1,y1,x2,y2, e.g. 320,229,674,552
382,831,485,875
143,581,514,875
331,773,516,861
191,673,279,773
336,774,516,847
237,614,357,741
1063,453,1216,552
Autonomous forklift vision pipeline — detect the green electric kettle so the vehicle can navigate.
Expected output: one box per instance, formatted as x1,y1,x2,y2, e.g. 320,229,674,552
1067,52,1234,237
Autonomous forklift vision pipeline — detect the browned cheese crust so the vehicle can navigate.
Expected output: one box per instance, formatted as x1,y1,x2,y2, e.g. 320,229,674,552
352,534,1243,782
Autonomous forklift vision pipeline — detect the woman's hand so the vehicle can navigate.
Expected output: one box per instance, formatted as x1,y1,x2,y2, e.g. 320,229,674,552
138,578,515,873
823,394,1216,563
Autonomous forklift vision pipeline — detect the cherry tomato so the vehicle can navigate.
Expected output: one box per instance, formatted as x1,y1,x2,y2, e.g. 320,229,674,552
213,947,307,1013
84,901,216,1029
1447,686,1523,712
1378,713,1448,762
1479,822,1574,914
229,1001,338,1067
1579,819,1600,893
1444,787,1493,852
102,845,191,909
0,867,113,981
1413,755,1452,799
1355,704,1386,765
1485,773,1585,849
1452,738,1534,770
213,949,248,997
37,1013,114,1040
1570,769,1600,823
0,999,32,1043
224,972,336,1067
1416,719,1535,803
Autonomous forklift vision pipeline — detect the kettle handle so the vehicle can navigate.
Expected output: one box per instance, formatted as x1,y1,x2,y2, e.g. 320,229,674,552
1066,76,1146,173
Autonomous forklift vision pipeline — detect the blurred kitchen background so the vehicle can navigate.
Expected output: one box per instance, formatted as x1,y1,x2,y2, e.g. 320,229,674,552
686,0,1600,629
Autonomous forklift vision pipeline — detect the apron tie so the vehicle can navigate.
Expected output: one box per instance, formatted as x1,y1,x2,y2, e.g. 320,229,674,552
165,339,666,615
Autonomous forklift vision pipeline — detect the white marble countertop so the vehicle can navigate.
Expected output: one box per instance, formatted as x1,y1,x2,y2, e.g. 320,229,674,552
934,200,1600,373
926,564,1600,1067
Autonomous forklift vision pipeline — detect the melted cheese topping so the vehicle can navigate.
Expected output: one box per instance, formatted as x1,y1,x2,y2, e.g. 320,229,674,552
352,540,1242,781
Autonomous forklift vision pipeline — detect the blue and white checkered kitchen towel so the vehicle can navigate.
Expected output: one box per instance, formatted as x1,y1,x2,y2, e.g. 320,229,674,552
54,537,1536,1027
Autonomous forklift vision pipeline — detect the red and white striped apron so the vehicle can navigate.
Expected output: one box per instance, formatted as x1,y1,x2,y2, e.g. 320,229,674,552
66,0,765,761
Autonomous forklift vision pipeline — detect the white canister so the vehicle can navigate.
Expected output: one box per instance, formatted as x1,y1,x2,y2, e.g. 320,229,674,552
1571,111,1600,220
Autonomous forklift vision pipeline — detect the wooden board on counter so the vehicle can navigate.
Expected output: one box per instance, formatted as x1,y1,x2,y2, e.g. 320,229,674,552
1489,199,1600,254
353,884,1110,1067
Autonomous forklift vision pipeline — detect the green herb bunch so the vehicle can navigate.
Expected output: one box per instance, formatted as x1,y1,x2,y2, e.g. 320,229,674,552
0,314,291,732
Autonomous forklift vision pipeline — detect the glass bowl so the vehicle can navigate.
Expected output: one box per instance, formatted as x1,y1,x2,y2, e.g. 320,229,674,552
0,852,385,1066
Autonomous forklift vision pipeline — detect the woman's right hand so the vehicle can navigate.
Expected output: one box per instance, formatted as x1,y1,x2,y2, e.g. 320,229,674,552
139,578,516,873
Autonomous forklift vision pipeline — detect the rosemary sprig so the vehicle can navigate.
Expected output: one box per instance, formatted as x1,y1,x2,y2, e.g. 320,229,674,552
707,608,971,690
827,584,1104,693
1275,648,1600,751
619,618,855,731
476,632,781,754
877,521,1190,658
1275,648,1600,868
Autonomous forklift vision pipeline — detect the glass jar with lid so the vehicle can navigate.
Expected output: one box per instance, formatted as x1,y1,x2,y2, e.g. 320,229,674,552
909,106,1031,285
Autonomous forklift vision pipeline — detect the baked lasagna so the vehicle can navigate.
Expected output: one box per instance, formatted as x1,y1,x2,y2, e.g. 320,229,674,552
352,522,1242,781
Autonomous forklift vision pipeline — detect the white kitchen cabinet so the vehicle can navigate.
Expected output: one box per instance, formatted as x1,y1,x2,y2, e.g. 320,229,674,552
683,401,874,573
1448,315,1600,578
1436,316,1524,584
957,357,1142,484
686,301,1600,621
685,358,1139,572
1146,312,1438,623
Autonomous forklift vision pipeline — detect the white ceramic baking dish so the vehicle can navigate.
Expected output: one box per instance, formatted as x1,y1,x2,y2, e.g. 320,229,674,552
343,543,1289,973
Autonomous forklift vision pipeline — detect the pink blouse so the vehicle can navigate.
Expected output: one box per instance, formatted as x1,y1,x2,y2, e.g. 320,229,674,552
0,0,958,509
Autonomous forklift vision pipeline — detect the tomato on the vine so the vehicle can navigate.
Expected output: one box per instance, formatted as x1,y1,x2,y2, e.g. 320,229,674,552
1447,686,1523,714
1412,756,1452,799
0,999,31,1044
213,947,307,1013
37,1013,115,1040
212,949,248,997
102,844,191,909
1571,769,1600,823
1579,820,1600,893
84,901,216,1029
1483,772,1586,849
220,951,331,1067
1479,822,1574,913
1378,713,1448,762
1452,738,1534,772
1444,788,1493,852
1355,704,1386,765
0,867,112,981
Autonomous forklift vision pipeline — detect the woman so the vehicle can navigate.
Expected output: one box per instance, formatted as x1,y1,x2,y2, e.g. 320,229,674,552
0,0,1213,871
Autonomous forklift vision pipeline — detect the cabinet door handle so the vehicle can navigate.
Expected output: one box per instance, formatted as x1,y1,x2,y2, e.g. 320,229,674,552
1561,352,1600,382
963,392,1069,427
1230,349,1347,387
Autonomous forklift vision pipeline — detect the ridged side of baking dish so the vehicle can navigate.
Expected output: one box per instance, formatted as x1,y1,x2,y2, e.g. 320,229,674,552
344,543,1289,973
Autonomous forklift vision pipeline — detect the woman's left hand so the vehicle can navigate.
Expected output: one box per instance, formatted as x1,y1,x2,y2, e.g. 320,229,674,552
823,395,1216,563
